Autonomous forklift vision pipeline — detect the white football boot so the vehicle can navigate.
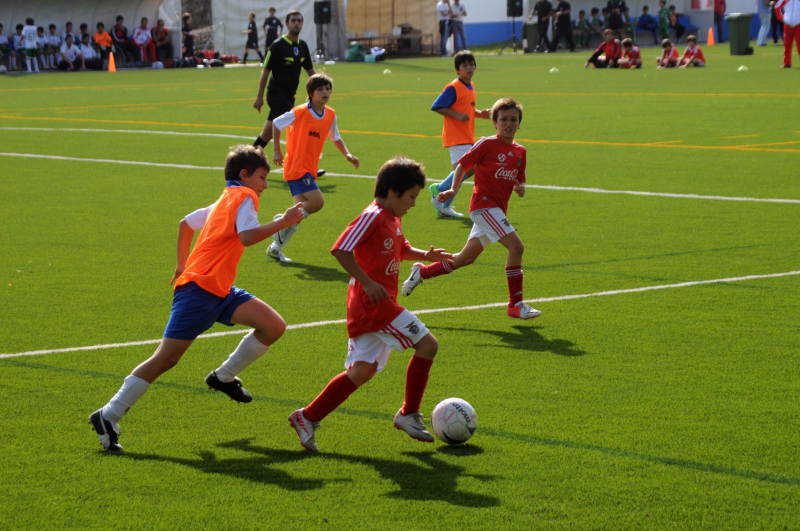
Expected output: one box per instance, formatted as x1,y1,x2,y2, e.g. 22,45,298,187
441,206,464,218
393,408,434,442
402,263,424,297
507,301,541,320
89,409,123,451
289,409,320,452
266,243,292,263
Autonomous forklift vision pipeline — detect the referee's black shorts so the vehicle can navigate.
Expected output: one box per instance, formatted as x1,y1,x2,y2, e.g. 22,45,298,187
266,89,296,122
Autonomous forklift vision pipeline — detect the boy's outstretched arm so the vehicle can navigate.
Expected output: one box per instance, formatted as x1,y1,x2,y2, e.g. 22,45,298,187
332,250,389,304
239,203,305,247
437,163,467,202
272,124,284,166
170,219,196,285
253,67,271,112
403,246,454,263
333,138,359,168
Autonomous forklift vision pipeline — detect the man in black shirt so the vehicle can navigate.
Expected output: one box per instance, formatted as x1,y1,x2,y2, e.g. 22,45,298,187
550,0,576,51
529,0,553,52
182,13,194,58
263,6,283,49
606,0,626,36
252,10,317,150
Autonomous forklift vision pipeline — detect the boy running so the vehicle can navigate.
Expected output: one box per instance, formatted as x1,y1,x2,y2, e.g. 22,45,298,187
22,18,40,73
289,156,453,452
266,74,359,263
679,35,705,67
429,51,491,219
403,98,541,321
89,146,305,451
242,12,265,64
657,38,679,67
619,38,643,68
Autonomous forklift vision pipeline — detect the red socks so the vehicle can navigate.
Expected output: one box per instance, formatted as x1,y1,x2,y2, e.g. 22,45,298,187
304,372,357,422
420,261,454,279
506,266,523,307
401,356,434,415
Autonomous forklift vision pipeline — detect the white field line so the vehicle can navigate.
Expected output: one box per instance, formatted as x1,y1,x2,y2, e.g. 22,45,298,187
1,151,799,204
2,270,798,359
0,127,286,144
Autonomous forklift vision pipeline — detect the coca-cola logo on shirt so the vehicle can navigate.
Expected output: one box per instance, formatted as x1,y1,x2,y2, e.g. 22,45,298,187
386,259,400,276
495,167,519,180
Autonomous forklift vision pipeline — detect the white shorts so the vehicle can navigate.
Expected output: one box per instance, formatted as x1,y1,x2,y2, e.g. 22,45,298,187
345,309,429,373
448,144,472,166
469,207,516,247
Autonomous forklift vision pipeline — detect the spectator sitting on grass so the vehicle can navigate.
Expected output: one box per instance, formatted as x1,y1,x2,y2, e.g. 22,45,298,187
80,33,104,70
636,6,658,43
59,34,85,71
0,24,18,71
678,35,705,67
585,28,621,68
111,15,139,66
619,37,642,68
94,23,112,69
657,37,679,67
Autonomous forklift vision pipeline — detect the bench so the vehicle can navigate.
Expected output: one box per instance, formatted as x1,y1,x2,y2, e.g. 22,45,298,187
634,15,699,44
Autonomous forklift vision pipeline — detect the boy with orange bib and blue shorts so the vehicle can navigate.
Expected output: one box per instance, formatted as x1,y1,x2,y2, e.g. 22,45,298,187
89,146,305,451
429,50,491,219
267,74,360,262
288,156,454,451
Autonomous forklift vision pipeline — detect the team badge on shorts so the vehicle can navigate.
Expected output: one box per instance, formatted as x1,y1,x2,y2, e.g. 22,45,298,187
405,321,420,335
302,176,312,186
502,218,511,227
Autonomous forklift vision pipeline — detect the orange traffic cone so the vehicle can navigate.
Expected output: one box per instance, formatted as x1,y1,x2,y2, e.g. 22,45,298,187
108,52,116,72
707,27,715,46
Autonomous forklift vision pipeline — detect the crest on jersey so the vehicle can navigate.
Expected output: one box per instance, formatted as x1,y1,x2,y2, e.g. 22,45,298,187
497,154,506,162
384,238,394,250
293,46,299,56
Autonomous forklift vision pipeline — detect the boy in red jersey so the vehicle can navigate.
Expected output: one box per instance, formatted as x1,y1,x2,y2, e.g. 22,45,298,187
402,98,541,321
585,28,622,68
679,35,705,67
657,38,679,67
89,146,305,451
289,157,453,452
429,51,491,218
619,38,643,68
267,74,360,263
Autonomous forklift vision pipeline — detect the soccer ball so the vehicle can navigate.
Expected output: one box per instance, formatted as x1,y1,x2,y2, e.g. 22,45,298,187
0,66,7,74
431,398,477,444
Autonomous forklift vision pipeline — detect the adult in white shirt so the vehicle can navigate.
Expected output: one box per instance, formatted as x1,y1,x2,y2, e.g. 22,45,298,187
132,17,157,63
436,0,453,56
450,0,468,52
80,34,104,70
775,0,800,67
59,35,86,71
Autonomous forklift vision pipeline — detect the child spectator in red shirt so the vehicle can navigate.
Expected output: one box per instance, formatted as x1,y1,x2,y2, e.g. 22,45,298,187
402,98,541,321
288,156,453,452
585,29,622,68
619,38,642,68
679,35,705,67
658,38,679,67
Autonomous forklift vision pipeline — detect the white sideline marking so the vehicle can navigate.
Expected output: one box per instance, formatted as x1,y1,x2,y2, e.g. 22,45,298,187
2,151,799,204
0,127,286,144
2,270,798,359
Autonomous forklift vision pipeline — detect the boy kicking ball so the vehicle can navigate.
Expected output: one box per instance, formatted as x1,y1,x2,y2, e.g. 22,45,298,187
267,74,359,263
429,51,491,218
289,156,453,452
403,98,541,321
90,146,304,451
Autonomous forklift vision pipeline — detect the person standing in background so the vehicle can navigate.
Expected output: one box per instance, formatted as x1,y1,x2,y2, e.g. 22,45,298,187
714,0,726,43
530,0,554,52
182,13,195,58
437,0,453,57
757,0,772,45
607,0,627,38
551,0,576,51
775,0,799,67
263,7,283,49
450,0,468,52
771,0,784,44
242,12,265,64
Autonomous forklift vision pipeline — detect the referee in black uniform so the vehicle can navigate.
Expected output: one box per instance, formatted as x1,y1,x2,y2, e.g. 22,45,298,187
253,10,317,151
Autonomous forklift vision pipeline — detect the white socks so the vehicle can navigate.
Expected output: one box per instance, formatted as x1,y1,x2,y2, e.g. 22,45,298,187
273,207,309,251
215,331,270,383
101,375,151,423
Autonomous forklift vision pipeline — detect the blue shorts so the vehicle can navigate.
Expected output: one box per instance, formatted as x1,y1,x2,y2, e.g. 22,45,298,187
287,173,319,196
163,282,255,340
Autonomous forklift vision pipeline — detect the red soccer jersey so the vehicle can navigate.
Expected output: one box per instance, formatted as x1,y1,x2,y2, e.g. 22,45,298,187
458,136,527,214
594,39,622,60
660,45,679,63
682,44,705,62
624,46,641,61
331,202,411,338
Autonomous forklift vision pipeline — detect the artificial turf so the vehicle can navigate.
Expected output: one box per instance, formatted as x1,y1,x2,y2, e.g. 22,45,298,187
1,43,799,529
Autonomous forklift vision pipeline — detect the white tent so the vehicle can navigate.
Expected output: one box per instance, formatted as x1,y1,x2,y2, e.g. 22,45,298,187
1,0,182,60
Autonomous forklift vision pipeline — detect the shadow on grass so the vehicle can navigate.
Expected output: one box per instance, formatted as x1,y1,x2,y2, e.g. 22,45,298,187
281,261,351,283
434,325,587,356
113,438,500,506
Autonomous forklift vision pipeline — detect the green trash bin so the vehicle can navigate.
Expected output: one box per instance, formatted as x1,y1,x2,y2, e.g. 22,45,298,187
523,22,539,53
726,13,754,55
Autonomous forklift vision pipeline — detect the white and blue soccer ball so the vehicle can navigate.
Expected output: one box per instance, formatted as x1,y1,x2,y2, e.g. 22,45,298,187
431,398,477,444
0,66,7,74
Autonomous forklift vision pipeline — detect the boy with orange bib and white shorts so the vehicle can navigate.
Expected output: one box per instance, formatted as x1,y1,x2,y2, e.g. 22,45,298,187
89,146,304,451
289,156,453,451
428,51,491,218
403,98,541,321
267,74,360,262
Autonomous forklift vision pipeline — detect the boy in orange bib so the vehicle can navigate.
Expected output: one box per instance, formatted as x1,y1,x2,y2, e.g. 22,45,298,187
89,146,305,451
267,74,360,262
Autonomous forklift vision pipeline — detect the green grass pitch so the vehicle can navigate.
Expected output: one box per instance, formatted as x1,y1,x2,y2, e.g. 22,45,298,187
1,43,799,529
